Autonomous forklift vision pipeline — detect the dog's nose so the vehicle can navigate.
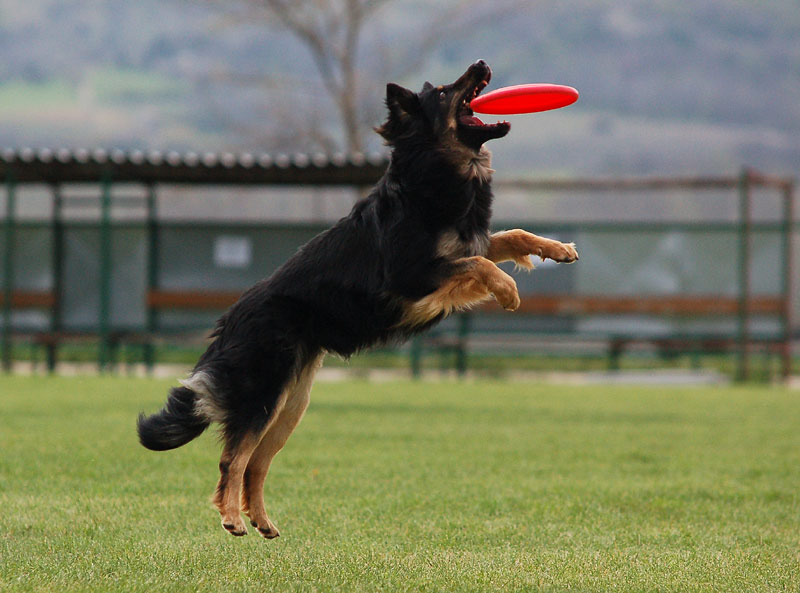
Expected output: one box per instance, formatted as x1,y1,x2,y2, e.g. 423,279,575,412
474,59,487,67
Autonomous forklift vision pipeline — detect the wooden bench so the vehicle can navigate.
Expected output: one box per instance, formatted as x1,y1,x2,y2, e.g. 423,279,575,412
0,290,138,373
146,290,242,311
0,290,57,309
0,290,195,373
414,293,788,378
133,290,787,379
115,289,243,370
1,290,58,371
504,294,783,316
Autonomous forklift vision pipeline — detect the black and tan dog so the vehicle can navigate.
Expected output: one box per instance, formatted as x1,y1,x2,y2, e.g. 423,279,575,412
137,60,578,538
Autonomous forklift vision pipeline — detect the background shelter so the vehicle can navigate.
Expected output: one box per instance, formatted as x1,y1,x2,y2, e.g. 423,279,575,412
0,149,796,380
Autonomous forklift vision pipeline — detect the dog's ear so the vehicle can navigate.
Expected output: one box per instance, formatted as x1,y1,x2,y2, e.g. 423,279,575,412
385,83,420,117
375,83,423,143
421,81,434,92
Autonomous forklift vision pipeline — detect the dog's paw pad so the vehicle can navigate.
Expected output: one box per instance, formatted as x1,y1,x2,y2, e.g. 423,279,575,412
542,241,579,263
252,522,280,539
559,243,579,263
496,289,520,311
249,518,280,539
257,526,280,539
222,522,248,536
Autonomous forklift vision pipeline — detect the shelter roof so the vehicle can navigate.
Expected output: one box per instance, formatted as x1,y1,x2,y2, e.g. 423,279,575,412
0,148,389,185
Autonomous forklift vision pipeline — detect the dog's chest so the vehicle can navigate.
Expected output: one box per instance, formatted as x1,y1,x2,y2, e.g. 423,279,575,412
436,229,490,261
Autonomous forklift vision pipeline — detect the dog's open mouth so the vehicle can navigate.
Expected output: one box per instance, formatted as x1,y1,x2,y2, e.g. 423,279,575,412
458,81,487,127
456,73,510,143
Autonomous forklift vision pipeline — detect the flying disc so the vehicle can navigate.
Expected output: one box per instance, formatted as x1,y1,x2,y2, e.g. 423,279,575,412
471,83,579,115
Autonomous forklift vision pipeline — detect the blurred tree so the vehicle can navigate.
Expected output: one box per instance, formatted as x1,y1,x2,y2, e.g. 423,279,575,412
224,0,524,154
257,0,386,154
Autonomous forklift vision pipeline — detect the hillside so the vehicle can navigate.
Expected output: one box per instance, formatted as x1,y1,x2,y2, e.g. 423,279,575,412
0,0,798,176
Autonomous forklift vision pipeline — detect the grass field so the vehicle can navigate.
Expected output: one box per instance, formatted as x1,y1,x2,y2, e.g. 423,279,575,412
1,376,799,592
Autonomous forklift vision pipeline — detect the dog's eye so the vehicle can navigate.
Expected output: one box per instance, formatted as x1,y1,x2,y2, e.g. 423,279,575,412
439,91,446,100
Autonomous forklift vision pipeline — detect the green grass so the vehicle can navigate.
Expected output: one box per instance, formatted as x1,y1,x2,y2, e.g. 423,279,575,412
91,67,189,104
0,80,78,110
0,68,186,112
1,376,799,592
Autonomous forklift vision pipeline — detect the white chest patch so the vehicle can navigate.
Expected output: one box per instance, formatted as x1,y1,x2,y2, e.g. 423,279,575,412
462,148,494,183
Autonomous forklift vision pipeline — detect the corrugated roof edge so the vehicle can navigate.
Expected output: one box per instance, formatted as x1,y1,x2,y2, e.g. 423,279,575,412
0,148,390,186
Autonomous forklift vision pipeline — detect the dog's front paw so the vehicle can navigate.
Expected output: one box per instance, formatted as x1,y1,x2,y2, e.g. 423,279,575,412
488,272,520,311
538,240,579,264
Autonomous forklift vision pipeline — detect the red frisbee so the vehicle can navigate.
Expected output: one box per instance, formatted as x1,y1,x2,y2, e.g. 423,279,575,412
471,83,579,115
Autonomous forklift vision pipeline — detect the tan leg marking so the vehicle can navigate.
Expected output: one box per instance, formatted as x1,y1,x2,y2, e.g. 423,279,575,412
401,256,520,327
213,432,263,536
486,229,579,268
241,354,323,539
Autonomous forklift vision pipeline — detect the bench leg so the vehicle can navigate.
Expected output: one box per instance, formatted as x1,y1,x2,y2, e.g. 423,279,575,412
409,337,422,379
143,342,155,375
608,338,624,371
46,341,57,374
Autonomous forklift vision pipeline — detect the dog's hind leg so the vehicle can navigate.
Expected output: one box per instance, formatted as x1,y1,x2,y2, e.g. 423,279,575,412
213,430,265,536
242,354,323,539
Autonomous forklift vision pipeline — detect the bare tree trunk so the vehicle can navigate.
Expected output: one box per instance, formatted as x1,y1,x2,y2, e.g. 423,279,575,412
338,0,364,153
257,0,388,153
222,0,527,153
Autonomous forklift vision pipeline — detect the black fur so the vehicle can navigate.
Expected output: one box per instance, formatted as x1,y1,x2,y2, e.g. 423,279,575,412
138,60,511,449
137,386,209,450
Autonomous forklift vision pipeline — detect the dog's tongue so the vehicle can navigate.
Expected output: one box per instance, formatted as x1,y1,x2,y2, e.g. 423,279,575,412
460,114,485,126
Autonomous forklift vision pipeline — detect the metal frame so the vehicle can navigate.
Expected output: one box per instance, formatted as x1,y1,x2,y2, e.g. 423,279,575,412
2,172,15,371
498,168,796,381
0,150,795,380
0,149,385,373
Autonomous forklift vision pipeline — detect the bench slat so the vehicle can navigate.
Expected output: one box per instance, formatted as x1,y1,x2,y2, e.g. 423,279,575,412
145,291,784,316
147,290,242,310
0,291,57,308
485,295,783,316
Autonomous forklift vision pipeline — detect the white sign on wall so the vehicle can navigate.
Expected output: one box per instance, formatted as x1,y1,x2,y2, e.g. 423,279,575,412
213,236,252,269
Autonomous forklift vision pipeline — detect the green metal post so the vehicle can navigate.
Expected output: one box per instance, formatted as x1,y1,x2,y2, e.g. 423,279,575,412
456,313,471,377
49,184,65,373
780,181,795,380
98,172,113,372
2,173,16,372
144,183,158,373
409,337,422,379
736,168,752,382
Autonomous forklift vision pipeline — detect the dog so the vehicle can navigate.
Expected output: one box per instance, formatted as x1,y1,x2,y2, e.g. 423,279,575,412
137,60,578,539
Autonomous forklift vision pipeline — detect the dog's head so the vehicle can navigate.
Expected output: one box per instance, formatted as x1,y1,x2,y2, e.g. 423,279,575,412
376,60,510,153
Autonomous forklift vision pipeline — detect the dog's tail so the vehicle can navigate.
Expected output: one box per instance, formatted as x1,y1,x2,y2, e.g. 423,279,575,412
137,385,210,451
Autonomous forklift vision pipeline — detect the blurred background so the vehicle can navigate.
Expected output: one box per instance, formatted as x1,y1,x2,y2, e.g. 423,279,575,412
2,0,798,174
0,0,797,382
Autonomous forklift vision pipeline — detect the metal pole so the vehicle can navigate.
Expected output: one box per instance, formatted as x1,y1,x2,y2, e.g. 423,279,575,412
2,172,16,372
780,181,795,380
409,337,422,379
736,168,752,382
98,172,113,372
144,182,158,373
49,184,65,373
456,313,470,377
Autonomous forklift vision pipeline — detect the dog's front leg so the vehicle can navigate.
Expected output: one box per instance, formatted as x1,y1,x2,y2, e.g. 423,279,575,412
400,256,520,327
487,229,578,269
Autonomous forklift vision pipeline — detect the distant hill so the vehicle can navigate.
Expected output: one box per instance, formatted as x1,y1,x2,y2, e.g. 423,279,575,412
1,0,798,176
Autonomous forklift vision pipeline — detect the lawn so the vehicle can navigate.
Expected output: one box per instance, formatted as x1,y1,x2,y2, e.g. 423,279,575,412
1,376,798,592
